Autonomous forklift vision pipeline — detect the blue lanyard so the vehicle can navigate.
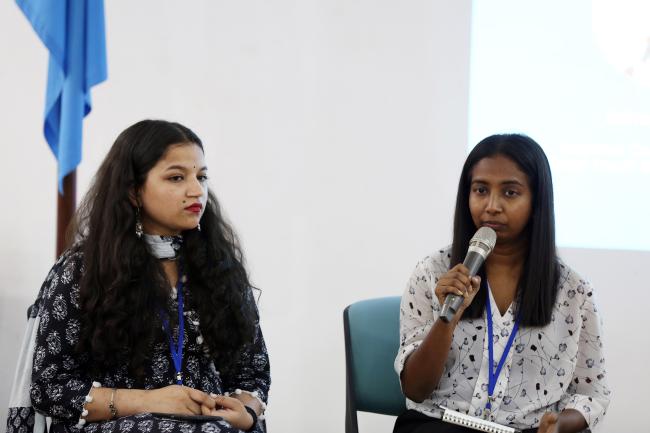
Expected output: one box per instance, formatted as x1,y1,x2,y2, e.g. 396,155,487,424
485,284,520,411
160,268,185,385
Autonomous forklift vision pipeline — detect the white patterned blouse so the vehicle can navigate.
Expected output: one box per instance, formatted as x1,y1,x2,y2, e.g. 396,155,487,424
394,247,611,432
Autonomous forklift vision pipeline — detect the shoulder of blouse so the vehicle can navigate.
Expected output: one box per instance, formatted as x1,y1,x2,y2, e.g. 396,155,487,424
406,246,452,291
419,245,452,273
555,258,598,302
55,246,85,275
51,242,84,264
36,246,85,299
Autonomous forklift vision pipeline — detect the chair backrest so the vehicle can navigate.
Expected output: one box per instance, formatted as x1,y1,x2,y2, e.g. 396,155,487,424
344,296,406,433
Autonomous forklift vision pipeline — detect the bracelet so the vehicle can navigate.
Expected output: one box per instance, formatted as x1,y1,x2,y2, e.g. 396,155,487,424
109,388,118,420
244,406,257,431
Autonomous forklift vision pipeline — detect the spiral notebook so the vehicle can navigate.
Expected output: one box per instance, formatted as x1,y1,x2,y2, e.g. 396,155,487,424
434,406,522,433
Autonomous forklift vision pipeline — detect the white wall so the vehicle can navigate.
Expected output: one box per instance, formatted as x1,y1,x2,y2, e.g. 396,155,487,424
0,1,645,432
558,247,650,432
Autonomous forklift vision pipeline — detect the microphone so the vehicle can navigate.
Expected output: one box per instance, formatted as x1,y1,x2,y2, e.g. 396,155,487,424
440,226,497,323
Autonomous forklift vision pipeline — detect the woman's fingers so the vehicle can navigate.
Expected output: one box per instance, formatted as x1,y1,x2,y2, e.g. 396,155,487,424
212,395,242,410
446,270,471,287
185,400,203,415
537,412,558,433
187,388,214,407
437,278,466,296
434,264,482,310
450,278,468,295
201,405,212,416
210,396,252,429
211,409,235,423
442,279,470,296
183,388,216,414
443,273,480,293
462,277,481,300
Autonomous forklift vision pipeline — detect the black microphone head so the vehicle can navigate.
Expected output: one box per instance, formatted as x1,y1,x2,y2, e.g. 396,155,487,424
469,226,497,257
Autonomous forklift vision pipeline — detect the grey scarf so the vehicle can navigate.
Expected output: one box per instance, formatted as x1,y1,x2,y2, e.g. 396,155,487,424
143,234,183,259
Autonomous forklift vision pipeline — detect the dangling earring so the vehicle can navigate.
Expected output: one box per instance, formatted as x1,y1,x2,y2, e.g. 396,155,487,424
135,207,144,238
196,223,201,232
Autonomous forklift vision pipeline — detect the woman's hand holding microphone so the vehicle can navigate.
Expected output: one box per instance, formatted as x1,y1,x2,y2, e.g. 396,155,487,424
434,263,482,322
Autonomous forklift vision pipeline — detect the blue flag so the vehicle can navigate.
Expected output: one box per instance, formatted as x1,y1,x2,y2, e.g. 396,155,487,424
17,0,107,193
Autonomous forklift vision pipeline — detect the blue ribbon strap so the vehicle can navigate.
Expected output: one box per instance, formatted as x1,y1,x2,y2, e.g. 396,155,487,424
160,267,186,385
485,285,521,411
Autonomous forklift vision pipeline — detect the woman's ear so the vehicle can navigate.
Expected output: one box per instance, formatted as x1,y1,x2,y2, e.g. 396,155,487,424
128,188,140,207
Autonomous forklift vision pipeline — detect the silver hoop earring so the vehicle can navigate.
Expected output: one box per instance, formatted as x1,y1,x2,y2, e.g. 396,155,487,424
135,207,144,238
197,223,201,232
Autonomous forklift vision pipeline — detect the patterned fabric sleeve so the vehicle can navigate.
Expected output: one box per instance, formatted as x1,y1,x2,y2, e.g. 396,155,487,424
558,279,612,431
30,249,94,422
394,251,448,378
220,291,271,405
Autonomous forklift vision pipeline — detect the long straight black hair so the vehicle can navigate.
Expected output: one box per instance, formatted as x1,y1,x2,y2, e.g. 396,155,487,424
451,134,559,327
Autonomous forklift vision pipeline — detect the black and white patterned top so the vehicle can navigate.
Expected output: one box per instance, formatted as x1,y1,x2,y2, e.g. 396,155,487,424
29,249,270,433
394,247,611,431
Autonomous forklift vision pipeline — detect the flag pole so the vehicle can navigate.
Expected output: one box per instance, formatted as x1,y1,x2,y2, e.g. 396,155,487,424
56,170,76,257
16,0,106,257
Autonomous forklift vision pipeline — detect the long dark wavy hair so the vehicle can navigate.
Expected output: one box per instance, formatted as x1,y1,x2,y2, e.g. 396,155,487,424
451,133,559,327
71,119,257,375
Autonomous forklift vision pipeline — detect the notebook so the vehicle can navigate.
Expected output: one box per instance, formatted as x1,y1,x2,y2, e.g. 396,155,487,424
435,406,522,433
150,413,224,423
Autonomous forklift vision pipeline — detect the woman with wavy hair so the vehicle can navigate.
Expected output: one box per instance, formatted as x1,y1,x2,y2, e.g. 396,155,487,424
394,134,610,433
29,120,270,433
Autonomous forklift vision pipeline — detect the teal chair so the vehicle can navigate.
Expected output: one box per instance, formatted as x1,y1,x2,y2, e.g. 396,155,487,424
344,296,407,433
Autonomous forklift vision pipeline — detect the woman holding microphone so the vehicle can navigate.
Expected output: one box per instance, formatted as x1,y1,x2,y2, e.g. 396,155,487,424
395,134,610,433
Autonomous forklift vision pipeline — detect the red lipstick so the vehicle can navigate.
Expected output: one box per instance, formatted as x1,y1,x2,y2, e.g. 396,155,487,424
185,203,203,213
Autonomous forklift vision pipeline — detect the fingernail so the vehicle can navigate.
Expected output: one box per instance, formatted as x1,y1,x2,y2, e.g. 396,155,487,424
210,393,218,398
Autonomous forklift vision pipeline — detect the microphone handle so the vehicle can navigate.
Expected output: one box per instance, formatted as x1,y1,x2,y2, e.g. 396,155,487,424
439,251,485,322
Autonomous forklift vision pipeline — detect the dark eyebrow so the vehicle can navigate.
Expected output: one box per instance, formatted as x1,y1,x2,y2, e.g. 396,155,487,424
501,180,524,187
471,178,525,186
164,165,208,171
